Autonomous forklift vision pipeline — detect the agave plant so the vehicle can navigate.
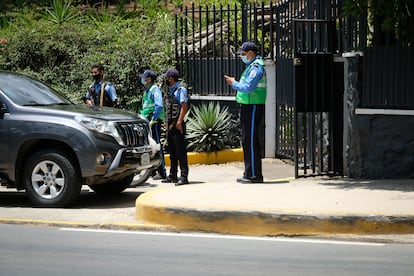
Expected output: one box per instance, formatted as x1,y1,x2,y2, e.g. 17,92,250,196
46,0,77,25
186,102,233,153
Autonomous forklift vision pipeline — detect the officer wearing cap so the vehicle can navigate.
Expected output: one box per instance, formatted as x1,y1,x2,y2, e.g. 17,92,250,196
225,42,266,183
140,69,167,180
161,68,189,185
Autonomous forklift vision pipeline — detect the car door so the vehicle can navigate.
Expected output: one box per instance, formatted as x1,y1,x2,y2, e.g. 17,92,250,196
0,99,9,178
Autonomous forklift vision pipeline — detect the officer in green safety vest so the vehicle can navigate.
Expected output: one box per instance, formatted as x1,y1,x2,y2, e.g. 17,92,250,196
225,41,266,183
139,69,167,180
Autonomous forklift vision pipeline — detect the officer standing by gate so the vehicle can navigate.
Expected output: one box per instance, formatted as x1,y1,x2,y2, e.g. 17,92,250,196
225,42,266,183
139,69,167,180
161,68,189,186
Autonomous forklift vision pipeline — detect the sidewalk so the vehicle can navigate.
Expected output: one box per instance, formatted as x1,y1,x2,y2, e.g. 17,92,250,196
1,158,414,239
136,159,414,236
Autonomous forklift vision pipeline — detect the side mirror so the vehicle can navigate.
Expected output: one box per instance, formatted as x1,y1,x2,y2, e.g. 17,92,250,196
0,103,7,115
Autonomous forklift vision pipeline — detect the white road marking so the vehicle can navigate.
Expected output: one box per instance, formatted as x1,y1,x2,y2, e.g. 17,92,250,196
60,228,385,246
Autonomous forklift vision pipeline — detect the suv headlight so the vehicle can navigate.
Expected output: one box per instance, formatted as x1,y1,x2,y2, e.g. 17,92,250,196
75,116,124,145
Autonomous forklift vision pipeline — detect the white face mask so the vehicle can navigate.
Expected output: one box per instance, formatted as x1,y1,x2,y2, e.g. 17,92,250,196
141,77,146,86
241,55,250,64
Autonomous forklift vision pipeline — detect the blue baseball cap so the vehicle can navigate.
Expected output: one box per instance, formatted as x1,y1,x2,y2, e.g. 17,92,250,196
236,42,258,54
162,68,180,78
139,69,157,80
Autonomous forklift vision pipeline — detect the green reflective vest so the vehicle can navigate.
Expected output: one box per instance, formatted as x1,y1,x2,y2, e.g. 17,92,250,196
140,85,165,120
236,58,267,105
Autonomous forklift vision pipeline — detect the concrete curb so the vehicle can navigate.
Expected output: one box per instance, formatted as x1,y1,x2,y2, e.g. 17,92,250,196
136,190,414,236
164,148,244,166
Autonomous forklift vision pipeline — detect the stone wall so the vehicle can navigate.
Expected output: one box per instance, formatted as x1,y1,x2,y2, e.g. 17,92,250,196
345,54,414,179
354,114,414,179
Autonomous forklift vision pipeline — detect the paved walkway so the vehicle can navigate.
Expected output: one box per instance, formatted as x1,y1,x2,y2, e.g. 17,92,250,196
136,159,414,236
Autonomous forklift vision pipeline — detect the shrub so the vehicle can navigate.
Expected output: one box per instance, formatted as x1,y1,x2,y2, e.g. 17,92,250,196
0,5,175,110
186,102,233,153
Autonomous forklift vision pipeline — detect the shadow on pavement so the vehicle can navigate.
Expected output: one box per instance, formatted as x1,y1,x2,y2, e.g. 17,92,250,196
0,191,32,207
318,177,414,192
262,180,291,184
0,189,145,209
71,190,143,209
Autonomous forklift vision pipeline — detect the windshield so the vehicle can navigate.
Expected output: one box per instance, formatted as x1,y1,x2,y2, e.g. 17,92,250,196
0,72,71,106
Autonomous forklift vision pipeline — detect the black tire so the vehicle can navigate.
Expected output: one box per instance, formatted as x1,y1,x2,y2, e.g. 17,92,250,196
23,149,81,207
89,174,134,195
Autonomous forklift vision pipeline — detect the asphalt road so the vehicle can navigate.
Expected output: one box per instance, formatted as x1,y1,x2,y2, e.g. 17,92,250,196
1,224,414,276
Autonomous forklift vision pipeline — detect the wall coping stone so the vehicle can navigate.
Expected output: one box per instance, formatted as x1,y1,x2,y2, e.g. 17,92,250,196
356,108,414,116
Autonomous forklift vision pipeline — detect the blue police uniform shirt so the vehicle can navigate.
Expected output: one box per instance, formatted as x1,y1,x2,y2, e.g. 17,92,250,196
231,56,264,93
168,81,188,104
86,80,117,103
147,84,163,121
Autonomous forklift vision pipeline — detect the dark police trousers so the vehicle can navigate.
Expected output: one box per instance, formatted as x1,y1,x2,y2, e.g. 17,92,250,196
167,123,189,179
240,104,265,179
151,120,167,178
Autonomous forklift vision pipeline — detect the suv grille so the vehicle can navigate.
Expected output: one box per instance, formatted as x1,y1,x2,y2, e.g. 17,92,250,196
116,122,149,146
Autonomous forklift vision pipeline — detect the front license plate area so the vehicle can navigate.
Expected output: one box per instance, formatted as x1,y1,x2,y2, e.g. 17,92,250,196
141,152,150,166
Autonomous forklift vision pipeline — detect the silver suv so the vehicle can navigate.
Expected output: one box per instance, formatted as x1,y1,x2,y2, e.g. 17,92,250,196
0,71,160,207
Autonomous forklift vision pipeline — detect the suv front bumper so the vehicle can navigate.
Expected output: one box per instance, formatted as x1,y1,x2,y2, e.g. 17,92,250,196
104,146,161,177
106,145,161,177
84,143,161,185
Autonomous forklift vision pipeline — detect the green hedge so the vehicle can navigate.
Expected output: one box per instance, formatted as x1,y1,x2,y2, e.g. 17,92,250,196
0,8,175,110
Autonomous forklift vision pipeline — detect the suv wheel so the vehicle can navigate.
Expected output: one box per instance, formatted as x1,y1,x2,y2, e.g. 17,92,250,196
88,174,134,195
129,169,152,187
23,150,81,207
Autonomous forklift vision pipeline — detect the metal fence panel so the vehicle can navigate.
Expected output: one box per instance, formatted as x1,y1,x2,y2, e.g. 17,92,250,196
174,0,364,179
362,47,414,109
175,1,366,96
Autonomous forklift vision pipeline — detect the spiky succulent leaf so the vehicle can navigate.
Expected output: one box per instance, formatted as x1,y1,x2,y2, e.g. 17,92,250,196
186,102,232,152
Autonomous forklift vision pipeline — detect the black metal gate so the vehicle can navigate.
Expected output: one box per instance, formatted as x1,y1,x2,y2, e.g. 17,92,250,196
173,0,366,178
292,19,343,177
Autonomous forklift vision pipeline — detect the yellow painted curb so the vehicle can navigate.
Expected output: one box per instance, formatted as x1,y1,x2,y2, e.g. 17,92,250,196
164,148,243,166
136,191,414,236
136,205,414,236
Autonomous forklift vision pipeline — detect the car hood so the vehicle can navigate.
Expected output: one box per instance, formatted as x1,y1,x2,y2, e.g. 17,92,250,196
22,104,144,122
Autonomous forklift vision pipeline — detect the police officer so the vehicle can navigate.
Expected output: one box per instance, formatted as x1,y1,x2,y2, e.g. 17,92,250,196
225,42,266,183
85,64,118,108
161,68,189,185
139,69,167,180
